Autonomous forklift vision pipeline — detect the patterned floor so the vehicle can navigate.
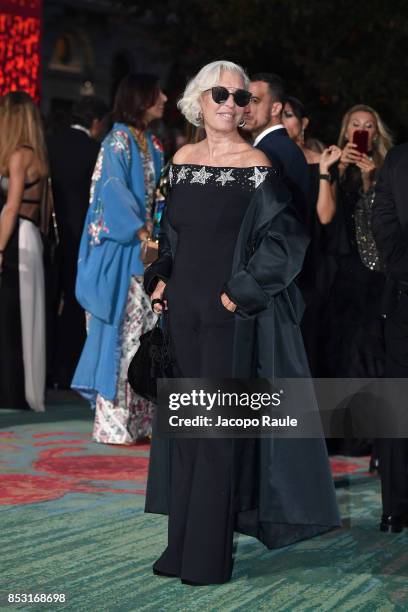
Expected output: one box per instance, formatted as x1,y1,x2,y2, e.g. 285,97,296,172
0,394,407,611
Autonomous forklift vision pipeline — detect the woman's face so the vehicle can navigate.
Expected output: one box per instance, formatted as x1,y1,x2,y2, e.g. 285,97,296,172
282,103,303,142
200,70,247,132
345,111,378,150
144,89,168,125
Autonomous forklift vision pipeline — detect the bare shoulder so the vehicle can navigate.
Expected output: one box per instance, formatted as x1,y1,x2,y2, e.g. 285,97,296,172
172,144,199,165
242,147,271,168
9,147,32,172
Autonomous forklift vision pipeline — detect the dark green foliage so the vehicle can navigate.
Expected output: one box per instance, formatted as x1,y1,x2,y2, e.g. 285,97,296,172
115,0,408,143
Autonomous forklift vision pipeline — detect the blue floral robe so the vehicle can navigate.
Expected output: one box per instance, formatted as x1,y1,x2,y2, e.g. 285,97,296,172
72,123,163,403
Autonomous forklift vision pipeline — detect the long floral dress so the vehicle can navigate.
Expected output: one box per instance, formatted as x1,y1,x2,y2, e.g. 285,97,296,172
92,129,158,444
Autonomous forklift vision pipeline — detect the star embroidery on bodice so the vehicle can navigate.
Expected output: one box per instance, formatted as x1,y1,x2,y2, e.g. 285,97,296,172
216,169,236,186
249,167,268,188
176,166,190,183
191,166,213,184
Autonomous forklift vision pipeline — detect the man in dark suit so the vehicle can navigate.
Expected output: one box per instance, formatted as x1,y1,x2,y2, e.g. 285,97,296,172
47,96,108,388
243,72,309,219
372,143,408,532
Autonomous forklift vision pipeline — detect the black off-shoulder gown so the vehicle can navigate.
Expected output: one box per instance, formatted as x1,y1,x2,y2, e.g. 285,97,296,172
146,163,340,585
154,165,272,584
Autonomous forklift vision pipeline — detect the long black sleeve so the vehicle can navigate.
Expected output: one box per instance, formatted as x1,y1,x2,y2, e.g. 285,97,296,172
372,150,408,284
143,209,175,295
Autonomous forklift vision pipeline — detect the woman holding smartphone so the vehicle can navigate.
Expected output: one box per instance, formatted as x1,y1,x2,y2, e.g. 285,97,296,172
338,105,391,192
325,105,393,449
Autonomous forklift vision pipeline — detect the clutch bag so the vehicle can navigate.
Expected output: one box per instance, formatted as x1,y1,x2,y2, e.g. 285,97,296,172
141,238,159,267
127,317,172,401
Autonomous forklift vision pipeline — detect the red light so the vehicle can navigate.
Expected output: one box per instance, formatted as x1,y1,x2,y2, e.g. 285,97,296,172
0,0,42,102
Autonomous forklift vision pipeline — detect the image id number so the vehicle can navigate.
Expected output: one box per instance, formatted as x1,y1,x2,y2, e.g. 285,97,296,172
8,593,66,603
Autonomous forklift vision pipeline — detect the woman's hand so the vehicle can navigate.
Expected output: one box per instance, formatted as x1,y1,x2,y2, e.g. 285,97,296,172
319,145,342,173
339,142,362,166
137,224,150,242
356,153,376,174
151,279,167,313
221,292,237,312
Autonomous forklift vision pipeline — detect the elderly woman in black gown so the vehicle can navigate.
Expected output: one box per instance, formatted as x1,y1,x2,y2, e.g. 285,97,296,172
144,60,340,586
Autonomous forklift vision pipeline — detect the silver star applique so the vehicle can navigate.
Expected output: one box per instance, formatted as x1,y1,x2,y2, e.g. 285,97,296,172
216,169,236,186
176,166,190,183
249,167,268,188
169,165,174,186
191,166,213,184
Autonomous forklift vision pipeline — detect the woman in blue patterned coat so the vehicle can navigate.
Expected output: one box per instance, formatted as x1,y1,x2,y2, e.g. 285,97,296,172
72,74,166,444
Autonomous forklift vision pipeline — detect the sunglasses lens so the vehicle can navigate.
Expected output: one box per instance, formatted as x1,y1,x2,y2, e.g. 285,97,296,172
210,87,251,107
234,90,251,107
211,86,229,104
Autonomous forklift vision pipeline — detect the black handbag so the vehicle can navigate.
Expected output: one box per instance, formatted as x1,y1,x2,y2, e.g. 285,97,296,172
127,315,172,401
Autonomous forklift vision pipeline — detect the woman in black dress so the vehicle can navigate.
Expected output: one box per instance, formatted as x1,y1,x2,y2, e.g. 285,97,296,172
326,105,393,379
0,92,49,411
282,97,341,375
325,105,393,456
144,61,340,585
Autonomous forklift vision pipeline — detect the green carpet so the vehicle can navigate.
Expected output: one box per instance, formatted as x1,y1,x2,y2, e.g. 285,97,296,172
0,393,407,611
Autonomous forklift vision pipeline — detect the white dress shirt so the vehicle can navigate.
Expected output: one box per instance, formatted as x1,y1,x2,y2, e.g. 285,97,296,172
253,124,285,147
70,124,91,138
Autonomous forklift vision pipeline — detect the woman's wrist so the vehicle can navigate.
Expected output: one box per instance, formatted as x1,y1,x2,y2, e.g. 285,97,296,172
361,178,373,192
137,226,150,242
155,279,166,291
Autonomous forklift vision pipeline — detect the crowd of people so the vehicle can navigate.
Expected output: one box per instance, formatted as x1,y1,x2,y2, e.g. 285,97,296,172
0,59,407,584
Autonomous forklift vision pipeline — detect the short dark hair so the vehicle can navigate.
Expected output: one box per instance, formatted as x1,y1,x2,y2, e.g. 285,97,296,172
71,96,108,129
112,73,160,129
250,72,286,103
285,96,308,121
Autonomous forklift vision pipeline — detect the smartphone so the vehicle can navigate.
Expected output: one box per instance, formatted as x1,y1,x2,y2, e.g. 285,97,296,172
352,130,369,155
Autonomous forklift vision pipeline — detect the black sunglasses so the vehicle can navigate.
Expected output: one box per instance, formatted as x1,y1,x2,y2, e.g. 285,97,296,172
205,86,252,107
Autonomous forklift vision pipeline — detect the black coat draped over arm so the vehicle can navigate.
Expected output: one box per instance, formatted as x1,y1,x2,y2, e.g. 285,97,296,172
224,176,309,316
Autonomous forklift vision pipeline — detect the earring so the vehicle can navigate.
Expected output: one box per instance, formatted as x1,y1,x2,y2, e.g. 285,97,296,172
238,118,246,128
300,128,305,144
195,111,203,125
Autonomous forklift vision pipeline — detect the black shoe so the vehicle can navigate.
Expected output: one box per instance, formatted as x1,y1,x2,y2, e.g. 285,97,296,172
379,514,408,533
181,579,209,586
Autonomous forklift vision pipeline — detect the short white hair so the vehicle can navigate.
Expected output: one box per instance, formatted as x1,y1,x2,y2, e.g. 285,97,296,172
178,60,249,127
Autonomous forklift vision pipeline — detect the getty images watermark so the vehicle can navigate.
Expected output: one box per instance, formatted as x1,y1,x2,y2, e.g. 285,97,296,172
156,378,408,439
167,388,297,430
157,378,319,438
